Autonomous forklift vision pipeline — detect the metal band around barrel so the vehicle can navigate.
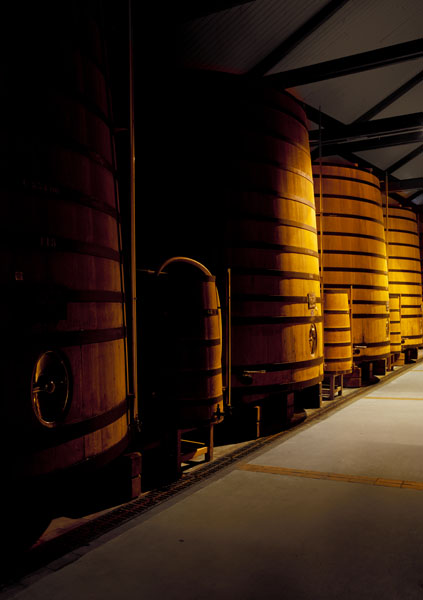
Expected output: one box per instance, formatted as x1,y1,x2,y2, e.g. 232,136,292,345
324,267,388,275
324,284,389,291
231,267,321,281
232,315,323,325
233,213,317,234
232,375,323,395
355,341,390,348
323,250,387,259
388,228,418,237
233,356,324,373
319,212,384,225
0,231,121,262
233,294,321,304
25,326,125,347
230,242,319,257
312,173,381,191
317,231,386,243
353,314,390,319
241,186,316,210
324,342,352,347
314,193,381,208
29,399,128,451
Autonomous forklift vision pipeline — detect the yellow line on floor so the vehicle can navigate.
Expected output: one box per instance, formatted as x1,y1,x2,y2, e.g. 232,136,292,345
365,396,423,401
237,463,423,490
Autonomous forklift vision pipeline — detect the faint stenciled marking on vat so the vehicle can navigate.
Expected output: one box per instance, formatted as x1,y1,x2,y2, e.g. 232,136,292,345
237,464,423,490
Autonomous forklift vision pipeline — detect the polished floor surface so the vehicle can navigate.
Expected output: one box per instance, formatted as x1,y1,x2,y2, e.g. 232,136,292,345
5,363,423,599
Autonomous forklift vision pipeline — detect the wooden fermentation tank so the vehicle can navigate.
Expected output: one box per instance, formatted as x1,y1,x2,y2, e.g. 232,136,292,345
313,163,390,365
0,2,129,482
384,199,423,353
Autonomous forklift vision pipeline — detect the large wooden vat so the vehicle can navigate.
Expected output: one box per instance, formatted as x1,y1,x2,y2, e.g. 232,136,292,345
323,291,352,374
1,3,129,480
228,87,323,403
154,260,224,429
384,200,423,350
313,163,390,363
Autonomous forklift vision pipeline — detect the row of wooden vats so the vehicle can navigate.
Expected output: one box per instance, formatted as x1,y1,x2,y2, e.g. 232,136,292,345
2,4,423,537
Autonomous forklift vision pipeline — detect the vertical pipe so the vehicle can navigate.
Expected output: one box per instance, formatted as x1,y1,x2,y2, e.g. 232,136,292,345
129,0,138,420
318,108,324,304
226,268,232,409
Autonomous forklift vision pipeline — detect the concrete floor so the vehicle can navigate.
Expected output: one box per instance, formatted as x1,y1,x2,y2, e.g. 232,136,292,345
4,362,423,599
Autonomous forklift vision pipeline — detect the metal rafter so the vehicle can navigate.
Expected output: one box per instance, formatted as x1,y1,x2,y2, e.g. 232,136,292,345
311,131,423,156
266,38,423,87
381,178,423,192
309,113,423,145
387,144,423,175
248,0,350,77
354,70,423,123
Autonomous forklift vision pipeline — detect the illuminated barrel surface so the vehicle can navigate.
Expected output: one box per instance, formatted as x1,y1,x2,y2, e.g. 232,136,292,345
313,163,390,363
323,291,352,374
384,200,423,350
227,87,323,403
0,3,128,479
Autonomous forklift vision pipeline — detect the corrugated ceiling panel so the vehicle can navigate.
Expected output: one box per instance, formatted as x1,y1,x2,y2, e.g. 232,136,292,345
372,80,423,119
391,153,423,180
291,61,422,124
269,0,423,73
355,144,423,171
176,0,328,73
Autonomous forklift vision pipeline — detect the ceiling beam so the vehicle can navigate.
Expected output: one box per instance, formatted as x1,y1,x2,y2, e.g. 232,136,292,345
354,70,423,123
266,38,423,88
178,0,255,21
407,190,423,203
381,178,423,192
387,144,423,174
311,130,423,156
248,0,350,77
308,112,423,144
